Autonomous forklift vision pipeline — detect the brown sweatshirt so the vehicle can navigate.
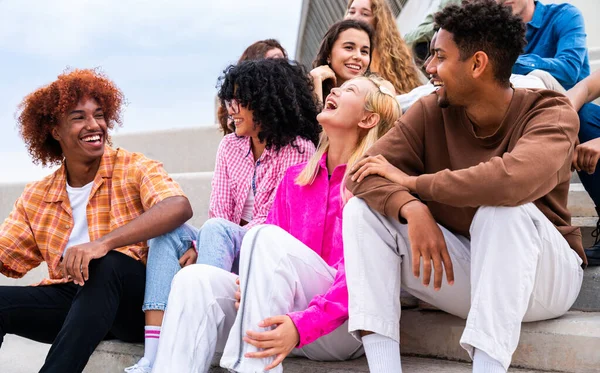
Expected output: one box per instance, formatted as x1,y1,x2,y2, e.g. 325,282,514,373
346,88,585,265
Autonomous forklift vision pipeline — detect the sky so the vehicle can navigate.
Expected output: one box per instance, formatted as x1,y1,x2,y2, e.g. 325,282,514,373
0,0,303,182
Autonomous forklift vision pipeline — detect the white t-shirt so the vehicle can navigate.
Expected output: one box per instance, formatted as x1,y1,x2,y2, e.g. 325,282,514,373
240,186,255,222
63,181,94,256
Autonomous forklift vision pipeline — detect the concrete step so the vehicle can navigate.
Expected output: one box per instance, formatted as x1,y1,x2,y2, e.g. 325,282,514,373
567,183,596,217
3,310,594,372
399,310,600,373
112,126,222,174
0,335,547,373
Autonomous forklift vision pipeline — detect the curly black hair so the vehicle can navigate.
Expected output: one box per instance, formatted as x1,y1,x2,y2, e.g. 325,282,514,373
434,0,526,84
217,58,321,151
313,19,374,101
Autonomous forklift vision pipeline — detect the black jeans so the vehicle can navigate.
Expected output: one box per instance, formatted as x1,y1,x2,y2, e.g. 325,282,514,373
0,251,146,373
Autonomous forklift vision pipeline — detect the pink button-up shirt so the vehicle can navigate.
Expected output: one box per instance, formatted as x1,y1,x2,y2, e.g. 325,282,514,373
265,153,349,347
209,134,315,230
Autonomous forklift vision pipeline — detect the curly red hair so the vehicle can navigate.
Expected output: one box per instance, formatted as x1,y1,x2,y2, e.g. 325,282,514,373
17,68,124,166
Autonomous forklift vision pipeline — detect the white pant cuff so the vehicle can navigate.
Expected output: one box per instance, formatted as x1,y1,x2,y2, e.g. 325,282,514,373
460,327,512,371
348,313,400,344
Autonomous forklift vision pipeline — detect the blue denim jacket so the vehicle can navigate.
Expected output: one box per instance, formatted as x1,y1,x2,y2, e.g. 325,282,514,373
512,1,589,90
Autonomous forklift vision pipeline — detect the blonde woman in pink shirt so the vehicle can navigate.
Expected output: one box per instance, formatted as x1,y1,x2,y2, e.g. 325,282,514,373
127,59,320,373
151,74,400,373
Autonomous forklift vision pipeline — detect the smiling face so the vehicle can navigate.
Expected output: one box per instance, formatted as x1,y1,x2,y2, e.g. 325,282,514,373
318,77,376,131
329,28,371,86
425,29,473,108
345,0,374,28
226,98,259,138
52,97,107,163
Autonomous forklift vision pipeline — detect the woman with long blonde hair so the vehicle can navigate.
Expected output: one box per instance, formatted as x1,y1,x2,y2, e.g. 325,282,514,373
151,74,400,373
346,0,422,94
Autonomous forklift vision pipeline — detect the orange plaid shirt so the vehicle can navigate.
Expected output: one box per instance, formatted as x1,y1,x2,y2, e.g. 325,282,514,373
0,146,186,285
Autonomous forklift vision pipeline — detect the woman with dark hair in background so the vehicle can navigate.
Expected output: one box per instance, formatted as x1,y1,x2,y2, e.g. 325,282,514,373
345,0,422,94
125,58,319,373
311,19,374,105
217,39,288,135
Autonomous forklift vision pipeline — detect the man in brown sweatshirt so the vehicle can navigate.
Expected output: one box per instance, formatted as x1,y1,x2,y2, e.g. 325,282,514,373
342,1,584,373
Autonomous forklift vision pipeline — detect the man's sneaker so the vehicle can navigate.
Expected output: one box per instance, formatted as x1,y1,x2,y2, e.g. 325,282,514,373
585,218,600,267
124,357,152,373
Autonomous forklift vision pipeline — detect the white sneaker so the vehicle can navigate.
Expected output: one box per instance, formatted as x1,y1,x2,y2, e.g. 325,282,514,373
124,357,152,373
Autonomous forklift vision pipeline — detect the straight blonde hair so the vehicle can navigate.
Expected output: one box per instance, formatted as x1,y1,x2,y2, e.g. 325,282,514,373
295,74,400,201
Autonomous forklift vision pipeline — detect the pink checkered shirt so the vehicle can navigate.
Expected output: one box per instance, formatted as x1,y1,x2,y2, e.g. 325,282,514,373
209,134,315,230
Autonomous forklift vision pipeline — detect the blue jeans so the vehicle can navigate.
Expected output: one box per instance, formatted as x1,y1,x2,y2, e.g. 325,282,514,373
142,219,247,312
143,223,198,312
196,218,247,274
578,102,600,207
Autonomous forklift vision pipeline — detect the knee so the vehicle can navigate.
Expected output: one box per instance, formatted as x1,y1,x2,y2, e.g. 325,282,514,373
201,218,231,233
89,251,137,281
471,204,532,232
343,197,369,221
239,225,285,266
148,225,194,257
343,197,381,233
172,264,224,291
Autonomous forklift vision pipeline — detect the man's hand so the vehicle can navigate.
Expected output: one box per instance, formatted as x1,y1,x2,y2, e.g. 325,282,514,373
62,240,111,286
178,247,197,268
401,201,454,290
234,277,241,311
350,155,417,192
243,315,299,370
573,138,600,174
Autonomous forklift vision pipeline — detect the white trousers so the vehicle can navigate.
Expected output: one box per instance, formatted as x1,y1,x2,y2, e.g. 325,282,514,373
152,225,362,373
343,198,583,370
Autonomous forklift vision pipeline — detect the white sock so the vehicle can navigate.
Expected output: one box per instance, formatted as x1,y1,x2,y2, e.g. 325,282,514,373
472,348,506,373
362,333,402,373
143,325,161,366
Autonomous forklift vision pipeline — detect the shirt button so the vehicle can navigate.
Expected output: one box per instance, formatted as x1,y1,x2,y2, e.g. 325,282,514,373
531,64,535,67
65,224,70,229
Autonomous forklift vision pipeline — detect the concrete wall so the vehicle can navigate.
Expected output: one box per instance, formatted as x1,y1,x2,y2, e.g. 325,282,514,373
112,126,222,174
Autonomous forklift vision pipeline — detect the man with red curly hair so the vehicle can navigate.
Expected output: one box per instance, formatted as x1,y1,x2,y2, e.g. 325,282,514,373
0,69,192,373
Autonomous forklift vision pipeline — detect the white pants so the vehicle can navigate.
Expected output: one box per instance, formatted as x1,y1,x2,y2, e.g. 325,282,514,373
152,225,362,373
343,198,583,370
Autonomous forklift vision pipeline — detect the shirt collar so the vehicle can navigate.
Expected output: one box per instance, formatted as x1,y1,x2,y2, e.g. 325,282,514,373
318,151,347,178
528,1,545,29
44,146,116,203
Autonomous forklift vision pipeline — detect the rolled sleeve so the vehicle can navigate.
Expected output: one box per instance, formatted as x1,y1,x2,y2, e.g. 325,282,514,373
0,198,43,278
134,158,186,211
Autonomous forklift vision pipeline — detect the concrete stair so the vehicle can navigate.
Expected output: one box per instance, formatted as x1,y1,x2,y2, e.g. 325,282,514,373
1,126,599,372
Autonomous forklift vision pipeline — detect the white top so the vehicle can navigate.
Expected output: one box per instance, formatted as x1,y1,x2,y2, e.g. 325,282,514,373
240,186,255,222
63,181,94,256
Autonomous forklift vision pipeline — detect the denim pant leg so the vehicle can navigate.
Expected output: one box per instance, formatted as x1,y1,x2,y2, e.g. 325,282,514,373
578,102,600,207
143,223,199,312
195,218,247,273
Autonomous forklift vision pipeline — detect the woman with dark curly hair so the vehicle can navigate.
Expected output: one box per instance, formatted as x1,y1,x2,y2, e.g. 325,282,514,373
311,19,374,105
217,38,287,134
126,58,320,373
0,68,193,373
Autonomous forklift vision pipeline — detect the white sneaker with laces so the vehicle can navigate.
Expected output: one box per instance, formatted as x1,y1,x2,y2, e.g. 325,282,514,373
124,357,152,373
